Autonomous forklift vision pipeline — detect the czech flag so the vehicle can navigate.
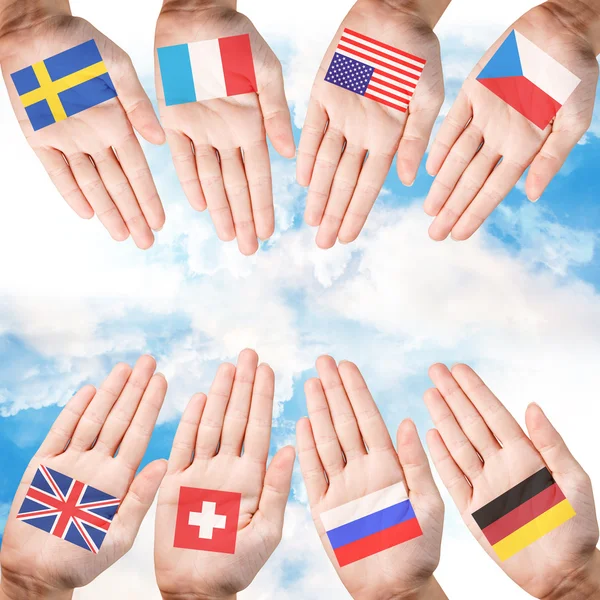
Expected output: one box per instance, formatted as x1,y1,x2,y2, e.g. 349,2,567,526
472,467,576,562
476,30,580,130
157,34,257,106
321,481,422,567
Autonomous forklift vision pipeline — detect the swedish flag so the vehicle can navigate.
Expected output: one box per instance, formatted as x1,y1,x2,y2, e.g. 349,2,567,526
11,40,117,131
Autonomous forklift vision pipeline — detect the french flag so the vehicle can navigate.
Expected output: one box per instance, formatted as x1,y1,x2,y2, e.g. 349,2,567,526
157,34,257,106
321,482,422,567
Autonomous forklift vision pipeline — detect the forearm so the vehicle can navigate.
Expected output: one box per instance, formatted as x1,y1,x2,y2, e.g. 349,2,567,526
544,0,600,55
0,573,73,600
0,0,70,38
160,594,237,600
542,550,600,600
383,0,452,29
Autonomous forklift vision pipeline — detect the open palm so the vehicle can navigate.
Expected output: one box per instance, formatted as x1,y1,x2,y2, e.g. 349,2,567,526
425,364,599,598
154,6,295,256
154,349,295,599
297,357,445,599
0,356,167,595
425,3,599,241
0,15,166,249
297,0,444,249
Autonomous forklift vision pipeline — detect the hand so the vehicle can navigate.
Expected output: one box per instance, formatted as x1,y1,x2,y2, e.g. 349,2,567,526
154,2,295,256
0,356,168,599
296,356,446,600
425,0,600,241
0,6,167,249
424,363,600,599
154,349,295,600
297,0,444,249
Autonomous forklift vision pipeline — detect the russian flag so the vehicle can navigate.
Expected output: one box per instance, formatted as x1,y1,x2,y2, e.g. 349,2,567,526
476,30,581,130
157,34,257,106
321,482,422,567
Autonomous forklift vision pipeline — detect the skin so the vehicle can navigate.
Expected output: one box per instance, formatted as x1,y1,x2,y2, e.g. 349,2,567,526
0,356,168,600
155,0,296,256
425,0,600,241
154,349,296,600
297,0,446,249
425,363,600,600
297,356,447,600
0,0,166,249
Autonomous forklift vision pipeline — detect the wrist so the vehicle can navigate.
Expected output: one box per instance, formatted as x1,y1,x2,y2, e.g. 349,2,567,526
353,576,447,600
0,572,73,600
379,0,451,29
0,0,70,39
160,594,237,600
541,550,600,600
161,0,236,12
542,0,600,55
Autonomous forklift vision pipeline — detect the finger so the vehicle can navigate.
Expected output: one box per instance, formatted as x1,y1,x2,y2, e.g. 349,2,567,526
117,373,167,470
220,349,259,457
424,123,483,223
296,101,328,187
67,152,129,241
449,364,526,446
315,356,365,460
195,362,235,459
426,428,472,511
256,446,296,532
37,385,97,457
428,145,501,241
68,363,132,452
338,150,394,244
525,127,585,202
423,387,483,482
114,132,165,231
451,158,525,241
426,89,472,177
304,377,345,478
95,355,157,455
34,147,94,219
220,148,258,255
168,393,207,473
296,417,328,505
92,148,155,249
396,419,440,498
195,144,235,242
316,144,366,249
337,360,394,453
166,130,206,211
243,140,274,240
242,364,275,463
113,57,165,145
525,403,585,478
258,68,295,159
112,459,168,549
397,106,439,186
304,126,345,227
428,364,500,460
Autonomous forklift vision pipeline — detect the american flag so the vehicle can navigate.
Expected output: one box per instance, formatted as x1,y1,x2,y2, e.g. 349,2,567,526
324,28,426,112
16,465,120,553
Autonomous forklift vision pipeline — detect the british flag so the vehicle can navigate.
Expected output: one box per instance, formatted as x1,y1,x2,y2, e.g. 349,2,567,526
16,465,120,553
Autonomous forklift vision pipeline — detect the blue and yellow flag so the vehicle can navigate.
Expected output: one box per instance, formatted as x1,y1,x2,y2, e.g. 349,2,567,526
11,40,117,131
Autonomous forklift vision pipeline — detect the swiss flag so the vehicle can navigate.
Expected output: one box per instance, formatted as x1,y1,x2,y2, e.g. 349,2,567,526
174,487,241,553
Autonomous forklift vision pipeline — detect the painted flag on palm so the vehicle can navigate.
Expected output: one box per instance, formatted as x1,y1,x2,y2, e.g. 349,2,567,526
157,34,257,106
321,481,422,567
16,465,120,553
476,30,581,130
11,40,117,131
472,467,576,561
324,29,426,112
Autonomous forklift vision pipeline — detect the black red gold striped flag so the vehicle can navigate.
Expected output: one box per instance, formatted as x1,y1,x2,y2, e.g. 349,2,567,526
472,467,576,561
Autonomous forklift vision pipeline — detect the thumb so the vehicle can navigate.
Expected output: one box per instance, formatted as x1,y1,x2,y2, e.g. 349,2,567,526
525,403,583,477
112,54,166,145
113,459,168,546
256,446,295,532
258,67,295,159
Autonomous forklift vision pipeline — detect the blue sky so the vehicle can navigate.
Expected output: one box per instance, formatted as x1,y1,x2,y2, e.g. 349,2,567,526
0,0,599,597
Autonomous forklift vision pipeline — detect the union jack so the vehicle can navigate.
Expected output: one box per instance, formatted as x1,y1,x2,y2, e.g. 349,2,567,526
16,465,120,553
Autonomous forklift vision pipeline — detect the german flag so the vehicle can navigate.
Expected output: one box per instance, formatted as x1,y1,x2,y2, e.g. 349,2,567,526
472,467,576,561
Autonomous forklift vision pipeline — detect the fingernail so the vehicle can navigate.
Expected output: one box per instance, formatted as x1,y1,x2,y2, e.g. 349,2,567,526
155,372,166,379
528,196,540,203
